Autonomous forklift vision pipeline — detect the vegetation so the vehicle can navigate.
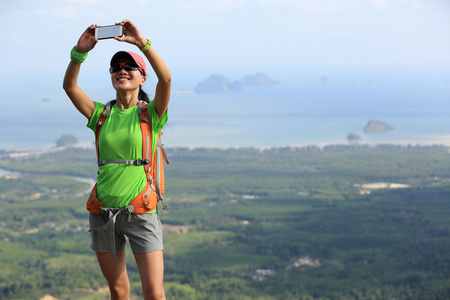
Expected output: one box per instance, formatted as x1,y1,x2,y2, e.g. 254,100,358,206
0,144,449,299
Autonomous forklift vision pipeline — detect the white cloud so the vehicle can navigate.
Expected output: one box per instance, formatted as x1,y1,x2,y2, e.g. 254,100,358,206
209,0,245,11
302,0,344,12
45,0,101,3
257,0,284,5
399,0,423,8
92,11,106,18
256,0,447,11
176,0,244,12
7,32,23,44
256,0,345,12
134,0,147,7
369,0,386,10
54,6,79,19
33,9,52,18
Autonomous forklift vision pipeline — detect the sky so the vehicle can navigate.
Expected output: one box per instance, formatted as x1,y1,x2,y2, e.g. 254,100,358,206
0,0,449,83
0,0,449,150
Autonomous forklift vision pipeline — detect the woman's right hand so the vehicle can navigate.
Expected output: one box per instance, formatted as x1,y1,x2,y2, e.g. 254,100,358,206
76,24,99,53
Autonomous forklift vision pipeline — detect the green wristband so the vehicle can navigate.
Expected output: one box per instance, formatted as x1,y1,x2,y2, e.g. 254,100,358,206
70,46,88,64
140,39,152,52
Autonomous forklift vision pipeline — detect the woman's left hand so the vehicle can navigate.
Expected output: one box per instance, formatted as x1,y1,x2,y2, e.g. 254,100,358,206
114,19,147,49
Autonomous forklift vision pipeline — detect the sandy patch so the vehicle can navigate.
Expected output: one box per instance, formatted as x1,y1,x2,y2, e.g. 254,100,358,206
357,182,412,189
40,295,58,300
163,224,194,235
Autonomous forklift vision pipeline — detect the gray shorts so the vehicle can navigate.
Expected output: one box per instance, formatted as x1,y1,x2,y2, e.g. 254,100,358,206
89,210,164,254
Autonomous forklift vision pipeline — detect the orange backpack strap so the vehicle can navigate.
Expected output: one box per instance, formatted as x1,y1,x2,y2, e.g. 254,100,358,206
88,101,115,214
137,100,169,212
137,100,153,179
136,101,164,212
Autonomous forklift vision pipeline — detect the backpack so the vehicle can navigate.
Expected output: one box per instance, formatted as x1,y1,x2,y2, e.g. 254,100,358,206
87,100,169,214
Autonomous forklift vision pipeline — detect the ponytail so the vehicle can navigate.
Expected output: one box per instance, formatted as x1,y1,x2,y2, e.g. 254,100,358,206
139,86,150,103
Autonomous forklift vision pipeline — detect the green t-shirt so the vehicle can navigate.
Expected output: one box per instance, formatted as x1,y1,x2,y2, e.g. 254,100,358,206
87,100,168,209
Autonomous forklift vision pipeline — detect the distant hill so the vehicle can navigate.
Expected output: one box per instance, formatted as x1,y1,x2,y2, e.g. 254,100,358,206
241,72,280,87
194,74,233,93
195,72,280,93
364,119,395,134
347,132,361,144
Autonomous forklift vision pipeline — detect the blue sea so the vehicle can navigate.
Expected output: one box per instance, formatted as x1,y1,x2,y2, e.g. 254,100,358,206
1,66,449,151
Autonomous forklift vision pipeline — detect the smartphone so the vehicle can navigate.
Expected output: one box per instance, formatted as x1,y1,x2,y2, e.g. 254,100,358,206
95,25,123,40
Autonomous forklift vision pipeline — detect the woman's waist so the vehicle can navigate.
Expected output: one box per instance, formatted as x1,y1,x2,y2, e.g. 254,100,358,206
96,167,147,207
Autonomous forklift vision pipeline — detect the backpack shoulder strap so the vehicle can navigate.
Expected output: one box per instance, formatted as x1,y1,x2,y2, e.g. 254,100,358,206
95,100,116,160
137,100,169,164
100,100,116,123
138,100,169,210
96,100,153,167
137,100,152,169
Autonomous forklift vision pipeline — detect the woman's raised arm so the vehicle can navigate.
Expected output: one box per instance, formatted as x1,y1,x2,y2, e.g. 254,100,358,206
63,25,99,119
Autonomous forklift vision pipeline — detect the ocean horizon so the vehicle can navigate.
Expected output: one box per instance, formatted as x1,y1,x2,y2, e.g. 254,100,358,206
1,66,449,152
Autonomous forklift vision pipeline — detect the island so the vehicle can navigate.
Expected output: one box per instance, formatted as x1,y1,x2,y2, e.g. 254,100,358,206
347,132,362,144
364,119,395,134
194,72,280,93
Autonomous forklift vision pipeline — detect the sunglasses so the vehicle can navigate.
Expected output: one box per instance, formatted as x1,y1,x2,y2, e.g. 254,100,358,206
109,63,145,75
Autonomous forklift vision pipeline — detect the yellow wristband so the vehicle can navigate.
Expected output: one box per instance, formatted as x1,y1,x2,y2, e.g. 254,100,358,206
140,39,152,52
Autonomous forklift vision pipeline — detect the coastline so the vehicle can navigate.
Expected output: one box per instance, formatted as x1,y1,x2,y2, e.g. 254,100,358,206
2,135,450,158
165,133,450,150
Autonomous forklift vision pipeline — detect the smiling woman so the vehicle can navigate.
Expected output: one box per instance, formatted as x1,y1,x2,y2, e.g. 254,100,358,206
63,19,171,300
108,51,150,102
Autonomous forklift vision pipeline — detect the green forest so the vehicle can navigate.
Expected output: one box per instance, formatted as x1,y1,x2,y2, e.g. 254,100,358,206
0,144,449,299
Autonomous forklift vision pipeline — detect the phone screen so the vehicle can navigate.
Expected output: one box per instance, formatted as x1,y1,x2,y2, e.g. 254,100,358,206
95,25,123,40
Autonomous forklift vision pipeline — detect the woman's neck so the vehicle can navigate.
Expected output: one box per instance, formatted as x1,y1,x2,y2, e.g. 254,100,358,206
115,90,139,109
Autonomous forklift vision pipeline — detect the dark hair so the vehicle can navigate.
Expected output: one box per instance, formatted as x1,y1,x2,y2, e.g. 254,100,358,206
139,86,150,103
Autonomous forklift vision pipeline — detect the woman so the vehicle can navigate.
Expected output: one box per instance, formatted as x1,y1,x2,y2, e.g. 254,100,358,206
63,19,171,300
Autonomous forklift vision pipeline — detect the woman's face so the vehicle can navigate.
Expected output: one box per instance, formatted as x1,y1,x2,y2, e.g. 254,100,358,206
110,57,146,92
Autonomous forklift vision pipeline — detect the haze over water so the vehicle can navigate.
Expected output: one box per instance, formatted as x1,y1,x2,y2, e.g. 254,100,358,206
1,65,449,151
